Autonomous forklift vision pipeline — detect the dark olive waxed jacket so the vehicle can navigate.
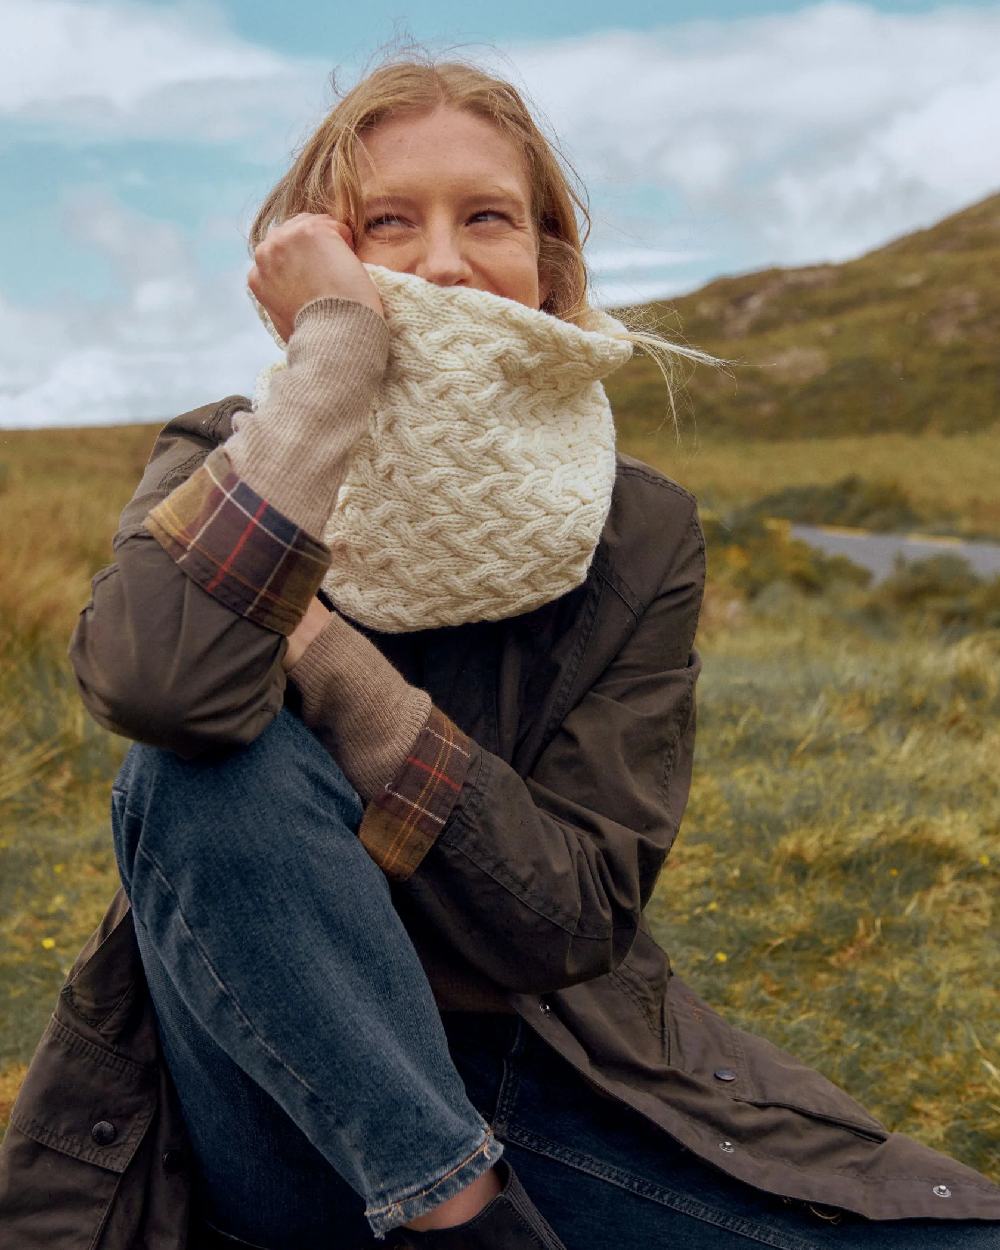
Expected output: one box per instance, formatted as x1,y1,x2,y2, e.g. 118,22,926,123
2,397,999,1249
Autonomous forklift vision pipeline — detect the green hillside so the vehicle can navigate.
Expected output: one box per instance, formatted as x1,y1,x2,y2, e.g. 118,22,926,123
607,191,1000,439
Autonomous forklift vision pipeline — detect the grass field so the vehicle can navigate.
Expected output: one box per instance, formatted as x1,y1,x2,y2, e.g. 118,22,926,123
1,419,997,1184
621,421,1000,538
652,591,999,1175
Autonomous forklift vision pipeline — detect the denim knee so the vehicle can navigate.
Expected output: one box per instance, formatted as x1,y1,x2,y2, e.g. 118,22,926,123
111,707,364,890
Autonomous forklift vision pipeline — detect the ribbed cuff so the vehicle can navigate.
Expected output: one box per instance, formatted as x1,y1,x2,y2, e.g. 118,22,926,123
289,610,432,803
225,297,388,538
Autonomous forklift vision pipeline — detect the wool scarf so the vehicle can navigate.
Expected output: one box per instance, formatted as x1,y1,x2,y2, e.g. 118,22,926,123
253,264,633,632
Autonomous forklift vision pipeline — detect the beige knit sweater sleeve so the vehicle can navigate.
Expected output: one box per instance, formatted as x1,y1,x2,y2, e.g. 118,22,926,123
226,295,432,803
288,612,432,803
224,296,388,537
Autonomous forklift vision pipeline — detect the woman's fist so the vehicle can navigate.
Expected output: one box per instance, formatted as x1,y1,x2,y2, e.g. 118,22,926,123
248,213,383,343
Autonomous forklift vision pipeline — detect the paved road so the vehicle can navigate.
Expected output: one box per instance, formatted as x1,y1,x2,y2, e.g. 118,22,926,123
787,523,1000,584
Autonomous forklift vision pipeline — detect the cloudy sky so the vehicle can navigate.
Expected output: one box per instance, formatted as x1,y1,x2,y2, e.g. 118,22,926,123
3,0,999,427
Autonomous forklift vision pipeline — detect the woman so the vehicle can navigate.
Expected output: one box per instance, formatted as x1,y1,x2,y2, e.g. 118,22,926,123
2,58,998,1250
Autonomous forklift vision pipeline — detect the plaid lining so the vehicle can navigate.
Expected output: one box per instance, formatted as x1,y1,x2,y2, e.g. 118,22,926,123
144,445,330,635
359,707,474,880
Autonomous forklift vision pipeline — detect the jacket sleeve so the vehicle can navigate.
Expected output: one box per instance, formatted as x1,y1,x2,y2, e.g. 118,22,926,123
68,402,328,757
360,498,704,993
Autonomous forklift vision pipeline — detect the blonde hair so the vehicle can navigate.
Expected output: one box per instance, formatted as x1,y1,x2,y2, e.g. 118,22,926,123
250,53,718,423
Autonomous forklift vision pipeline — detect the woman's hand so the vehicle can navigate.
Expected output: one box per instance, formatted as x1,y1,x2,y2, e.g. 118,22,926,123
248,213,384,343
283,595,333,671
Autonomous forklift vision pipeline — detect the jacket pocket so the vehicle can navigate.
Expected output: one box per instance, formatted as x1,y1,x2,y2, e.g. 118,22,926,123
0,1015,157,1247
10,1015,155,1169
666,977,888,1141
0,1121,123,1250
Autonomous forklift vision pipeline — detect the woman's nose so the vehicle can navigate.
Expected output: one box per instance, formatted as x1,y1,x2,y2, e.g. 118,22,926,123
414,226,472,288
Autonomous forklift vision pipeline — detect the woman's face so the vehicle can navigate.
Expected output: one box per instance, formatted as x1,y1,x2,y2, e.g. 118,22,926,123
346,105,550,311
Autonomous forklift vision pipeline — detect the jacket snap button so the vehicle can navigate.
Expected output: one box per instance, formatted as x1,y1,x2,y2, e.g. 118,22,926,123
719,1140,736,1153
538,998,552,1015
932,1185,952,1198
162,1148,185,1175
713,1068,737,1082
91,1120,117,1146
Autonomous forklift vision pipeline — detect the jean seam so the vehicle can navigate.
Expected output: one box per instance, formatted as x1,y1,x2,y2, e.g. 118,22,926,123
365,1125,495,1217
134,843,337,1112
364,1126,504,1234
491,1017,526,1135
200,1218,275,1250
503,1125,821,1250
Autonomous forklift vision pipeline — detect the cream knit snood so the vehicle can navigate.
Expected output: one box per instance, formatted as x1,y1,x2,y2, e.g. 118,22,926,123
241,270,631,801
255,264,633,633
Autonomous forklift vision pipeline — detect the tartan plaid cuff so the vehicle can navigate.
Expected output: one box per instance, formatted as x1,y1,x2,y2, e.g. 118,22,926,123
359,707,474,881
143,445,330,635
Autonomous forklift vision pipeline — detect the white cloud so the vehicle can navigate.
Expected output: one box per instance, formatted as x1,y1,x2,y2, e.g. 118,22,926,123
0,0,324,153
587,246,707,272
0,190,279,428
501,2,1000,265
590,276,703,307
1,0,279,110
587,246,710,307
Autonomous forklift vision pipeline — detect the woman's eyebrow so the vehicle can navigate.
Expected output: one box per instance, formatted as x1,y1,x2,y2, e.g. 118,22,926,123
361,186,529,213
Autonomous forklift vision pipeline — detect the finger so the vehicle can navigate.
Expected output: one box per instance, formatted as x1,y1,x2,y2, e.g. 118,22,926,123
294,213,352,243
330,219,355,249
265,214,350,252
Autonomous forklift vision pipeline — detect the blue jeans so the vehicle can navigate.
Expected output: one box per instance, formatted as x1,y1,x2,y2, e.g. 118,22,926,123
111,709,999,1249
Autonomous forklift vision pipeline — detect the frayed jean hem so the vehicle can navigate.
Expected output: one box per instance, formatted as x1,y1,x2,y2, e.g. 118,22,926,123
364,1125,505,1239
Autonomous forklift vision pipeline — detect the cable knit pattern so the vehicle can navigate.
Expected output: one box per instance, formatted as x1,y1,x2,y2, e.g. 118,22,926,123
254,265,632,632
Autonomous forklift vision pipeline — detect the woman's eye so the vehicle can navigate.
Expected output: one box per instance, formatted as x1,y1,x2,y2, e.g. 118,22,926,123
364,214,405,231
364,210,511,232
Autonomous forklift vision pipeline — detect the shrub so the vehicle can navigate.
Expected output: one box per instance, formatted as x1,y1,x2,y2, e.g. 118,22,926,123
703,512,871,599
865,555,1000,633
739,475,926,532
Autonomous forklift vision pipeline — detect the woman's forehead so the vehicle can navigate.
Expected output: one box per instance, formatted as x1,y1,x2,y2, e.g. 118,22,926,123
356,106,531,196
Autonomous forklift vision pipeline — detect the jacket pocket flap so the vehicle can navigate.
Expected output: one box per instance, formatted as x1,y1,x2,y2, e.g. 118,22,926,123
10,1016,155,1174
730,1030,888,1140
667,977,887,1139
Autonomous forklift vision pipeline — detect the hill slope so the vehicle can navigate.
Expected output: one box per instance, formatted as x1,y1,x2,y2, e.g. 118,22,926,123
606,191,1000,439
